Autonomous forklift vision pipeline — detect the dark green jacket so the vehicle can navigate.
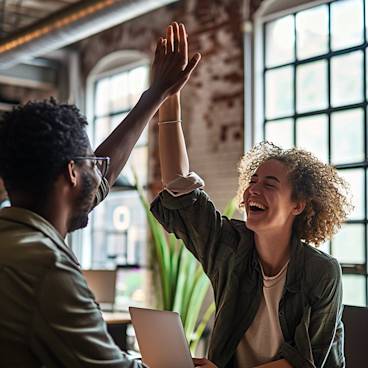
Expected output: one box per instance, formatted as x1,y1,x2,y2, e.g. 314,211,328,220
151,189,344,368
0,178,143,368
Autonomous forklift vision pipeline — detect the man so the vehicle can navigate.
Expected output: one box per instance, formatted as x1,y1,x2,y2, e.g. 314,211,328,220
0,23,200,367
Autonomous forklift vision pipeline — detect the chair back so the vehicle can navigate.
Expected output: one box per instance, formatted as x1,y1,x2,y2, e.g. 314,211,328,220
342,304,368,367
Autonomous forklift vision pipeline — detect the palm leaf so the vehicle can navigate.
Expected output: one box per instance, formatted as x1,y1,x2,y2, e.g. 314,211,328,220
223,197,237,218
183,271,211,339
190,302,216,354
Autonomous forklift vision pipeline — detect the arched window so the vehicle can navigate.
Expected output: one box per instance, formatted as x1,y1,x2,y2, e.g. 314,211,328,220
84,50,150,309
254,0,368,307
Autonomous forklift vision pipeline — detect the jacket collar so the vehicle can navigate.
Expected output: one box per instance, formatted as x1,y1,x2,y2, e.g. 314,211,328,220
284,235,304,293
246,231,304,293
0,206,79,265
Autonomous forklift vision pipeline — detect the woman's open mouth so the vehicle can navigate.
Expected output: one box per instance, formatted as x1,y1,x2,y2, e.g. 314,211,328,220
248,201,267,214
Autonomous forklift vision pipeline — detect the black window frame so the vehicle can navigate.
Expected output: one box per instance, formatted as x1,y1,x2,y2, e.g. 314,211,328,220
261,0,368,306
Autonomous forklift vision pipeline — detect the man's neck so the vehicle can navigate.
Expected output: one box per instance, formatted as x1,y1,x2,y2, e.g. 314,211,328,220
11,196,68,239
254,228,292,277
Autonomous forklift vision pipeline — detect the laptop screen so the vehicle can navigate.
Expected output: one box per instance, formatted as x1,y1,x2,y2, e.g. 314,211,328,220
83,269,117,308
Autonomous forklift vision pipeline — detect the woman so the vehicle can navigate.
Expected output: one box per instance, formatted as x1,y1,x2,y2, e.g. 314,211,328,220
151,23,351,368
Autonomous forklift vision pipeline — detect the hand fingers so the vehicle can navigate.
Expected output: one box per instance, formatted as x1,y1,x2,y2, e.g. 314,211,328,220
179,23,188,64
172,21,180,53
183,52,201,77
166,25,174,53
153,37,163,64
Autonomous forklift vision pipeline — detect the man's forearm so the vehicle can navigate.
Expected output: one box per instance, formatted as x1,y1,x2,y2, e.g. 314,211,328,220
94,88,165,186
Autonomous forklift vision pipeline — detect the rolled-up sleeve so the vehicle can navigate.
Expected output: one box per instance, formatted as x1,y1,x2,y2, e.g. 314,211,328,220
150,188,238,280
164,172,204,197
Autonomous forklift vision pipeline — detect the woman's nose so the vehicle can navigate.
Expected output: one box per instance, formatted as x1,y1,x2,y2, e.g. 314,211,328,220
249,183,261,195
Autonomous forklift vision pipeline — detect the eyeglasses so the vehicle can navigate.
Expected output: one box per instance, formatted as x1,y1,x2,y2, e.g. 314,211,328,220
72,156,110,177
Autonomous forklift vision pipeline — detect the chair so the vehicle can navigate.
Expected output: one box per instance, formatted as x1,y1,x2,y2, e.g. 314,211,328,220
342,304,368,367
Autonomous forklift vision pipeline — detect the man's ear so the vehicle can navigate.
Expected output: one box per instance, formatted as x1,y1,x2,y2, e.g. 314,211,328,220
292,200,306,216
67,161,78,187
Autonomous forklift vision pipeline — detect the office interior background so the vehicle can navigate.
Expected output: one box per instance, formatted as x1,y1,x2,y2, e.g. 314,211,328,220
0,0,367,316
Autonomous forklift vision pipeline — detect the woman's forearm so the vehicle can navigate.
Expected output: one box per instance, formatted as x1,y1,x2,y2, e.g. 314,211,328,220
158,93,190,185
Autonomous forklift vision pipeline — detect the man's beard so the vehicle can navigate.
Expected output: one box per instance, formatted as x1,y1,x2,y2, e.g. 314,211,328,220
68,171,98,232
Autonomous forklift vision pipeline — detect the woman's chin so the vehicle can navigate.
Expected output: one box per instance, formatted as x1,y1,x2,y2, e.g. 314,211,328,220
245,219,256,231
246,216,266,232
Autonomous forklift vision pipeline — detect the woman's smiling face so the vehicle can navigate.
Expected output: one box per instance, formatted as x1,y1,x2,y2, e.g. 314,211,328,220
243,159,304,235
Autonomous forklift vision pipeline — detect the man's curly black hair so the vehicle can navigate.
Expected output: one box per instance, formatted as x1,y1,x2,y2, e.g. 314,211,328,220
0,97,90,196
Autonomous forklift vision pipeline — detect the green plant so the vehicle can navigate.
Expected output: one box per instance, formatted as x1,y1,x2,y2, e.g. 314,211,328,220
134,175,236,354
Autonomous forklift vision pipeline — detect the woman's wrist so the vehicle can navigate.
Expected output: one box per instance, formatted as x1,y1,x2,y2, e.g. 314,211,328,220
159,92,181,122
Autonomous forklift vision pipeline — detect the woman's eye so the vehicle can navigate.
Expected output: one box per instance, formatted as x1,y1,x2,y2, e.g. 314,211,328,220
265,183,275,188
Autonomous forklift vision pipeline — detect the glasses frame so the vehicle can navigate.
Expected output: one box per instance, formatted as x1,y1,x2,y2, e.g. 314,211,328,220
72,156,111,178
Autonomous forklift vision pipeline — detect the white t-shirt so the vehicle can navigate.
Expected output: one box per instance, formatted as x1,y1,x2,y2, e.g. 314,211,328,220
235,261,289,368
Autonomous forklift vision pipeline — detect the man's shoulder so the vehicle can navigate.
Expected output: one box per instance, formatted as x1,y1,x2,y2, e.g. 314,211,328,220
0,213,61,272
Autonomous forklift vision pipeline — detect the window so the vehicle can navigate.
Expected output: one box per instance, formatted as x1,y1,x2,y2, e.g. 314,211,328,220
256,0,368,306
91,63,149,268
83,52,150,310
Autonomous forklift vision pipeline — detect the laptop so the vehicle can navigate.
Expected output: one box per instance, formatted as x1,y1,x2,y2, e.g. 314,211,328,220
82,269,117,311
129,307,194,368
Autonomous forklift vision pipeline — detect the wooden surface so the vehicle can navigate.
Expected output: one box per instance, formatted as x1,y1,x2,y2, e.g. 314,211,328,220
102,311,131,325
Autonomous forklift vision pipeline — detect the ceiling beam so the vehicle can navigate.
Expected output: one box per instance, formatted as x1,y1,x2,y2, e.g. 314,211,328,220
0,61,57,89
0,0,179,69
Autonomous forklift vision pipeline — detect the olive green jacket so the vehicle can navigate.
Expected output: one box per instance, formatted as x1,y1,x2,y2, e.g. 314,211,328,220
151,189,345,368
0,178,143,368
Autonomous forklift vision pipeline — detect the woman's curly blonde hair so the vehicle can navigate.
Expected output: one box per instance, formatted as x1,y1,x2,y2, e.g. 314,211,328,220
237,142,353,246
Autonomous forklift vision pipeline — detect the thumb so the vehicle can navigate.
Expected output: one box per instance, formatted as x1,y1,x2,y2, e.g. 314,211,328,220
183,52,201,77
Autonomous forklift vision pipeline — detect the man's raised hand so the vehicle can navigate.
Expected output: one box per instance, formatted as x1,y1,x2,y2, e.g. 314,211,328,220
151,22,201,98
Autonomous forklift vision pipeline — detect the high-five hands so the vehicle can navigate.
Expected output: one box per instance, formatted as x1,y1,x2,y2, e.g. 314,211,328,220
150,22,201,99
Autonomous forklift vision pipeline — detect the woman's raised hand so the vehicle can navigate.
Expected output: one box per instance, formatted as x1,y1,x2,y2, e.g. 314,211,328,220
150,22,201,99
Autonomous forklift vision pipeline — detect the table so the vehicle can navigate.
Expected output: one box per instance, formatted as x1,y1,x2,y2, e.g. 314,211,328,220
103,311,131,351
